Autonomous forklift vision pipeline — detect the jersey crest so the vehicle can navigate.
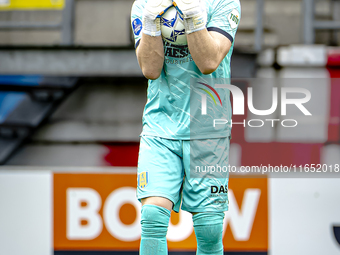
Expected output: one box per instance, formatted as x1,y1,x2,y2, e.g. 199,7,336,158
138,171,149,189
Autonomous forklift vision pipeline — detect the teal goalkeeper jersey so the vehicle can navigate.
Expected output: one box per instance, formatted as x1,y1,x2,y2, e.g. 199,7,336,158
131,0,241,140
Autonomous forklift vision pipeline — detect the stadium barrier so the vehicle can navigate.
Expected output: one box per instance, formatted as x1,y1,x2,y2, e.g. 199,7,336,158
1,167,340,255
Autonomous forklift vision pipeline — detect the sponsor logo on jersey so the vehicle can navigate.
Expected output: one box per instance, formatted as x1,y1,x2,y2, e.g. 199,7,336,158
228,9,240,29
213,199,227,205
132,18,142,36
138,171,148,189
211,185,228,194
164,42,189,58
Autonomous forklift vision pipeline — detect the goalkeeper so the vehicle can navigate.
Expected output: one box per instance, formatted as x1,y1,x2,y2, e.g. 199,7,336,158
131,0,240,254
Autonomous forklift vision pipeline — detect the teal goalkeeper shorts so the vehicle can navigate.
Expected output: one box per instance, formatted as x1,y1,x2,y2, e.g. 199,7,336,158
137,135,230,213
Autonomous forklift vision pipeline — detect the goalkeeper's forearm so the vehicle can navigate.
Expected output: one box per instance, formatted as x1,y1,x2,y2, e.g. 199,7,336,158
137,34,164,80
187,29,231,75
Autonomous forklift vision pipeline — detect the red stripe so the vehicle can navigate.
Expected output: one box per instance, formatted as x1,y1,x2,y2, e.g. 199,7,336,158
327,48,340,67
327,68,340,142
104,143,139,167
240,142,322,167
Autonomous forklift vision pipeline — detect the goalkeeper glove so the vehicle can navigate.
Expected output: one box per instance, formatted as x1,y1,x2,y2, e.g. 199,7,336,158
172,0,206,34
143,0,173,37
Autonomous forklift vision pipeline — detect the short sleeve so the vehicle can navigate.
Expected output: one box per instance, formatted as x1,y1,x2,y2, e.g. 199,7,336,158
131,0,145,48
206,0,241,43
